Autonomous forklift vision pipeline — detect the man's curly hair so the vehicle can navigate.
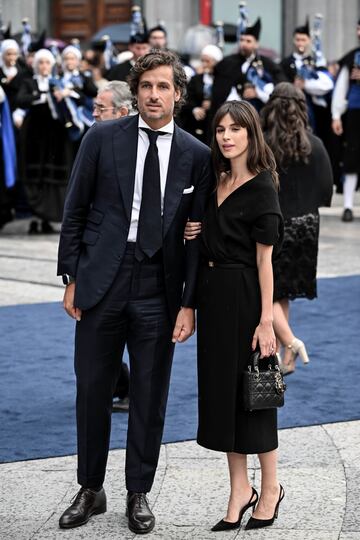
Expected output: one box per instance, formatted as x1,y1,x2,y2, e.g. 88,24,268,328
127,49,187,117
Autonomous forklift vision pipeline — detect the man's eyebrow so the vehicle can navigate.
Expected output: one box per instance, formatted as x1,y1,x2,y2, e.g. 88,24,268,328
140,79,171,85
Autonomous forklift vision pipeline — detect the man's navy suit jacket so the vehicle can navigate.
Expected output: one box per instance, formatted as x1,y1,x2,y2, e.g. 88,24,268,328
57,113,213,323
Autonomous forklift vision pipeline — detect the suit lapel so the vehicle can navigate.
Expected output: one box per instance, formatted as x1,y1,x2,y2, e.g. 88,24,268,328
112,115,138,222
163,125,191,238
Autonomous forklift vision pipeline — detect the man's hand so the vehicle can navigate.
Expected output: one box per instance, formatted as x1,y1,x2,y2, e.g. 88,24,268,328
172,307,195,343
184,220,202,240
332,118,343,136
63,282,82,321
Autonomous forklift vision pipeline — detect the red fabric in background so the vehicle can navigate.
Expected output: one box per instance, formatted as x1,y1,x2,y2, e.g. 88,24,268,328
200,0,212,25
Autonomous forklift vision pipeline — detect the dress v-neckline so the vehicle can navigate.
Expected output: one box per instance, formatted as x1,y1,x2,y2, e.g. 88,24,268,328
216,175,257,209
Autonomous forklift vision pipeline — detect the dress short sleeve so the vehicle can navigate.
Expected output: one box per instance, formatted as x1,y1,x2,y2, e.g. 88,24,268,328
251,213,281,245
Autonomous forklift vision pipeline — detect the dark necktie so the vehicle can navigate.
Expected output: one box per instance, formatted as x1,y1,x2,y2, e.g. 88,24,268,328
135,127,167,261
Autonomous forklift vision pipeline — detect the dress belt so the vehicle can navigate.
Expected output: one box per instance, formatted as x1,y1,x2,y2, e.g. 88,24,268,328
206,260,255,269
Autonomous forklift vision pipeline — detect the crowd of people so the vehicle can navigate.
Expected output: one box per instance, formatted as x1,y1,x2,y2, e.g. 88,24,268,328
0,8,359,536
0,12,359,233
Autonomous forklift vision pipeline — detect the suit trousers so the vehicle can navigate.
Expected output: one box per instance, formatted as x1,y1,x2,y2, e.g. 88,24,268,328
74,243,175,492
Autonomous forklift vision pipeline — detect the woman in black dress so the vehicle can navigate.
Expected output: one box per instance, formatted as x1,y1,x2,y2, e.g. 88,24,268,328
196,101,284,531
261,82,333,374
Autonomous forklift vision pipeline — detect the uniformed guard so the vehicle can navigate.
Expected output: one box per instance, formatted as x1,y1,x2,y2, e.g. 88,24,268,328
331,19,360,222
211,5,286,115
281,16,333,139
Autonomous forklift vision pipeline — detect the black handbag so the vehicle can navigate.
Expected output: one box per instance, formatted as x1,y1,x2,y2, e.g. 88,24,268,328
243,351,286,411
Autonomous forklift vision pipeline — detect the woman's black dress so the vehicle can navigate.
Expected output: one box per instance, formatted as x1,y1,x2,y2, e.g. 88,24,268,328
197,171,283,454
273,133,333,301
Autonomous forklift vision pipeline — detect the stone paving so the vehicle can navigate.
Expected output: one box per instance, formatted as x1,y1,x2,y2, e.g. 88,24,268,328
0,192,359,540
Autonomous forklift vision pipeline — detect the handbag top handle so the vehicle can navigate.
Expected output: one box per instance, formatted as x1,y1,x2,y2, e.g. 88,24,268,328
249,351,280,371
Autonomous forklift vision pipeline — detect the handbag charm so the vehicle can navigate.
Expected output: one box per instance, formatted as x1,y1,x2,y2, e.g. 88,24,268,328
243,351,287,411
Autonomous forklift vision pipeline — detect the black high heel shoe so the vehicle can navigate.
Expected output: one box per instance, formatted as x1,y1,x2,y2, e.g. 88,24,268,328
211,487,258,532
245,484,285,530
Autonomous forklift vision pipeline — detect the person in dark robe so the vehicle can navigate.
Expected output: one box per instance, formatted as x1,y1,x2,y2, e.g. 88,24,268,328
181,44,223,144
53,45,97,136
331,19,360,222
210,18,286,116
16,48,75,233
0,39,29,111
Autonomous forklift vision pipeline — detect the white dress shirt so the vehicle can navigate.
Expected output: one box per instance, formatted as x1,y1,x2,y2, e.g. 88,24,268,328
127,116,174,242
331,66,349,120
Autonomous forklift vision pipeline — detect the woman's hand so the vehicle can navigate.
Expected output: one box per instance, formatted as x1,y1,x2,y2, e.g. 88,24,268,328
172,307,195,343
184,220,202,240
252,320,276,358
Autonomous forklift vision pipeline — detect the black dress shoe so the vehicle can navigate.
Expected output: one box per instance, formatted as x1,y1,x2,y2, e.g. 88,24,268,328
342,208,354,222
59,487,106,529
126,492,155,534
211,487,258,531
245,484,285,530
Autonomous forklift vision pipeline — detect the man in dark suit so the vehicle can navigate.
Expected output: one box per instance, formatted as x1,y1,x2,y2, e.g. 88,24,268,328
57,49,212,534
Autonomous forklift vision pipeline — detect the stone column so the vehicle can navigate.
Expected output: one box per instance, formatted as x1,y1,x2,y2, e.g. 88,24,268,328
144,0,199,51
1,0,38,32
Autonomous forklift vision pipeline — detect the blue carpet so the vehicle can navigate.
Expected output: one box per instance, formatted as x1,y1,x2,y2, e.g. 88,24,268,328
0,275,359,463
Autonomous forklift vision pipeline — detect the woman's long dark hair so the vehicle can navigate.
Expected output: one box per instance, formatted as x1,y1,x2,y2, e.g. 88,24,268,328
261,82,311,168
212,101,279,188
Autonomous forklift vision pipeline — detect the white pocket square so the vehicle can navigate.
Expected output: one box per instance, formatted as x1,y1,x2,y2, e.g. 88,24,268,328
183,185,194,194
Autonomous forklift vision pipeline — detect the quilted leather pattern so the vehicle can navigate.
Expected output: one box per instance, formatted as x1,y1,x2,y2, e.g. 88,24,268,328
243,368,286,411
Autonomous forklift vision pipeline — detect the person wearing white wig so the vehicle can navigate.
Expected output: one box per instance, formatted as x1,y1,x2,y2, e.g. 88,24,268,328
62,45,82,62
201,44,223,64
56,43,97,123
181,44,223,144
0,39,29,111
33,48,56,72
15,45,85,234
